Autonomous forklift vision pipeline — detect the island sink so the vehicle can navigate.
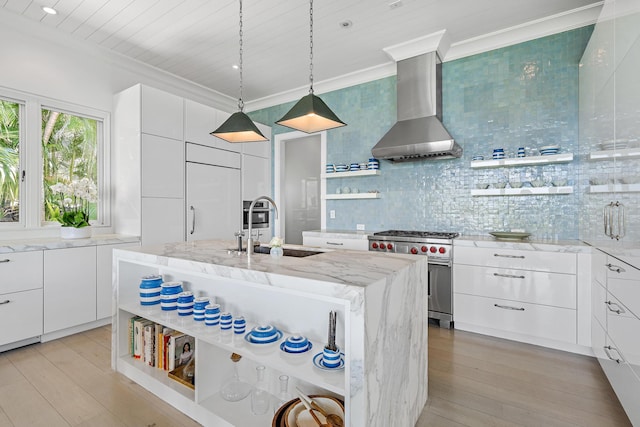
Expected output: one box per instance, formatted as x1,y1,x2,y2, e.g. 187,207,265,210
252,245,322,257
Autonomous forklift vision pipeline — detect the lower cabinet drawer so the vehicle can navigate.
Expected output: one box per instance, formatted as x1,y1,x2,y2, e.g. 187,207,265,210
0,251,43,294
598,348,640,425
0,289,43,346
302,236,369,251
454,293,576,344
454,264,576,308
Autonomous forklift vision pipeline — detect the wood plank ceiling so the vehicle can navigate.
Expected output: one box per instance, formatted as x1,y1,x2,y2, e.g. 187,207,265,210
0,0,600,101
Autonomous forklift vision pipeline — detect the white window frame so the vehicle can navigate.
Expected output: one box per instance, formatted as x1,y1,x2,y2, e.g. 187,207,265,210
0,86,111,233
0,90,27,230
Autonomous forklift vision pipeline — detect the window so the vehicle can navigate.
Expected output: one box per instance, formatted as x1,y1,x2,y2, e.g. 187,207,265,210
0,88,109,233
42,108,100,224
0,98,21,224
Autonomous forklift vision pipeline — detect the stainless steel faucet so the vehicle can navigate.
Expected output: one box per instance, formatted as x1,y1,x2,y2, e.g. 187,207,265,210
247,196,279,261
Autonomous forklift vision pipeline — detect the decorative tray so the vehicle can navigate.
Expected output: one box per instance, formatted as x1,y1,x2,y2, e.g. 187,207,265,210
489,231,531,241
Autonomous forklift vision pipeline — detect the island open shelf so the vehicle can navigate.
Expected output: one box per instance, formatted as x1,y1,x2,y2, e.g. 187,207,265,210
111,240,428,427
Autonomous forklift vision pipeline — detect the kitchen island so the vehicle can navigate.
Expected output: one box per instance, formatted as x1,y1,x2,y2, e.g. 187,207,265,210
111,240,428,427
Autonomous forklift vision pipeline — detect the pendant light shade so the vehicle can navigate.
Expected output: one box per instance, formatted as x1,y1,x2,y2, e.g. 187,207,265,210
210,0,267,143
276,0,346,134
211,111,267,143
276,93,346,133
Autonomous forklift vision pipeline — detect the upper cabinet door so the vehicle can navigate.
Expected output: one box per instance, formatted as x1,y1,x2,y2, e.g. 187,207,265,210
242,122,272,158
141,85,184,140
184,101,241,153
141,134,184,198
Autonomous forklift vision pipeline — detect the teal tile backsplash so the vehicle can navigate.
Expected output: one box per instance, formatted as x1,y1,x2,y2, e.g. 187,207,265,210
249,26,598,240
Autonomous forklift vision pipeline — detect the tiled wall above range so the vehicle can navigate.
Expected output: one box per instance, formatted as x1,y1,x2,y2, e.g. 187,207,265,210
249,26,596,241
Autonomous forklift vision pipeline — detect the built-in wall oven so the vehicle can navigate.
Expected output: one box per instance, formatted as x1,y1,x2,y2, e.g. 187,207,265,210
368,230,458,328
242,200,270,230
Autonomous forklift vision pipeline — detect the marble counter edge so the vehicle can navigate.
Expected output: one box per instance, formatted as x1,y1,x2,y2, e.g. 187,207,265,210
302,230,372,240
456,235,590,253
113,240,426,300
0,234,140,253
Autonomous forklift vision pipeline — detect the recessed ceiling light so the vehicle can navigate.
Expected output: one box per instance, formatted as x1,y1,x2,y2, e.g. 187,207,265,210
339,20,353,29
232,64,239,70
42,6,57,15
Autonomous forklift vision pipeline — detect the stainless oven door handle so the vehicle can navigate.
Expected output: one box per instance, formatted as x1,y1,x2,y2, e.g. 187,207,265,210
325,241,344,246
494,253,525,259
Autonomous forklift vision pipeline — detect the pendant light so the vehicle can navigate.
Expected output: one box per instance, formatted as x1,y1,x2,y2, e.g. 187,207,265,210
276,0,346,133
211,0,267,143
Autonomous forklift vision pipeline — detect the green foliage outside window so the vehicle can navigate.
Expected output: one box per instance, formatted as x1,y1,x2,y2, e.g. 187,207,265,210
0,99,19,222
42,109,99,223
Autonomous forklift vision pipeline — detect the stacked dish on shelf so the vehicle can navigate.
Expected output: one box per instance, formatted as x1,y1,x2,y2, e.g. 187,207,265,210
601,139,628,151
273,396,345,427
540,145,560,155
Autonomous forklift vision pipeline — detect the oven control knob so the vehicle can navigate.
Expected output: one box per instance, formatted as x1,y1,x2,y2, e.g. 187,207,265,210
379,243,386,250
439,247,446,254
387,243,393,250
429,246,437,253
411,247,418,255
421,246,428,253
372,242,378,249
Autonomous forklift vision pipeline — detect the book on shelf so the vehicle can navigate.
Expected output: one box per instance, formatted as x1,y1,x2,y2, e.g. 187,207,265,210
133,317,153,360
143,323,155,367
166,332,195,371
168,356,195,390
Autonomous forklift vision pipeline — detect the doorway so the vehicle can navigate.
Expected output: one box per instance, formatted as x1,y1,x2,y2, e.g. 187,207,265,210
274,131,326,244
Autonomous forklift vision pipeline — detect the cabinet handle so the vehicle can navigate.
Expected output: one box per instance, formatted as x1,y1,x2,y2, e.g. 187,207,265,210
605,300,625,314
604,345,622,363
493,272,525,279
494,254,525,259
0,299,10,305
0,259,10,263
326,242,344,246
190,206,195,235
494,303,525,311
606,263,625,274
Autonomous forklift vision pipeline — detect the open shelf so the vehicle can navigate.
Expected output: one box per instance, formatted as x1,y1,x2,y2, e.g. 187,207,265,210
324,193,380,200
588,183,640,193
322,170,380,178
471,186,573,196
120,303,346,395
589,148,640,160
470,153,573,168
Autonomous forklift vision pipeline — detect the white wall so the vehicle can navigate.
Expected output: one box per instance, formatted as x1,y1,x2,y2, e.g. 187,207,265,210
0,9,235,115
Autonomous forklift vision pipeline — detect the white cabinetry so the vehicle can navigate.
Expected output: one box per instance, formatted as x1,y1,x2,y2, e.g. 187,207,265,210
454,245,581,350
591,251,640,425
114,84,185,246
303,235,369,251
186,143,241,241
44,247,97,334
0,251,43,348
184,99,241,153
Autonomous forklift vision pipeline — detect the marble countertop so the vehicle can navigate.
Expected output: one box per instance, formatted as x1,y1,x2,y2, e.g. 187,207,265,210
583,239,640,269
116,239,423,292
302,229,372,240
456,235,590,253
0,234,140,253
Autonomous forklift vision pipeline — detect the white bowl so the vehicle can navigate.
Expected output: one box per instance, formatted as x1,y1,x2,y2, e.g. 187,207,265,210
552,179,568,187
475,183,489,189
620,176,640,184
530,179,545,187
493,182,507,189
590,177,609,185
509,181,523,188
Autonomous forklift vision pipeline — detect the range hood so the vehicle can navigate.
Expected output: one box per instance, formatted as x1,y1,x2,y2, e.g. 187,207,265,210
372,51,462,161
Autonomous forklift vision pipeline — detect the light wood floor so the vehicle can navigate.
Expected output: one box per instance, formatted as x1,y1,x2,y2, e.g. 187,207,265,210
0,325,631,427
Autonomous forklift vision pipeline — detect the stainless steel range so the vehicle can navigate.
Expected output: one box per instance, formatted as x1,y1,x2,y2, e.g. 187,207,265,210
368,230,458,328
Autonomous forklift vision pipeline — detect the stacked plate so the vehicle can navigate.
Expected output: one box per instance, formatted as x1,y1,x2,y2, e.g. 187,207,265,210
245,324,283,344
601,139,628,151
540,145,560,155
335,164,348,172
276,396,345,427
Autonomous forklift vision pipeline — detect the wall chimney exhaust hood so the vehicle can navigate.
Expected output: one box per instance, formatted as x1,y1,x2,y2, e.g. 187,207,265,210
372,31,462,162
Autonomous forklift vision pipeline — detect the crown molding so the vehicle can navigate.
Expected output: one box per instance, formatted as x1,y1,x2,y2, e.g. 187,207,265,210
0,8,237,112
445,2,603,61
382,30,451,62
246,2,603,112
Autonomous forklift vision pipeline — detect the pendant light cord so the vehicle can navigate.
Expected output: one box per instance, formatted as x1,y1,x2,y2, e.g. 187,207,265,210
238,0,245,111
308,0,314,94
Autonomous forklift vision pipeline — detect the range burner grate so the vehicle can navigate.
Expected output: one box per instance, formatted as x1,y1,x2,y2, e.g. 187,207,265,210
372,230,459,240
